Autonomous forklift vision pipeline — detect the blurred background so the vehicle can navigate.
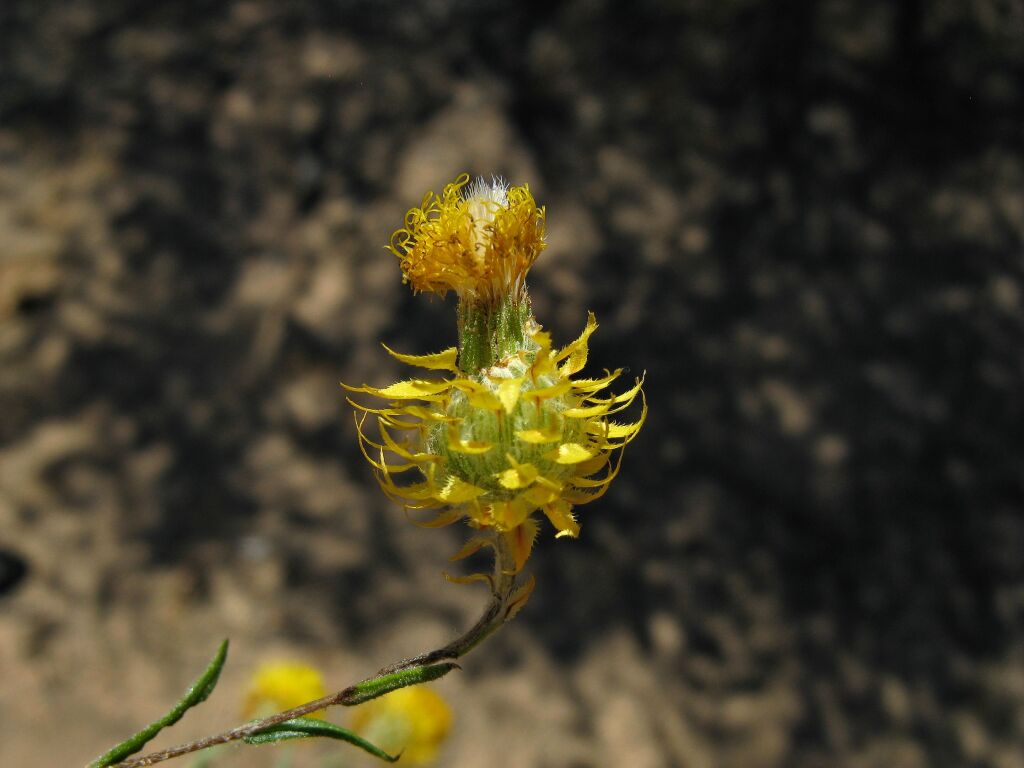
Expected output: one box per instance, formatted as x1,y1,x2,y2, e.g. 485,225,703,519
2,1,1023,766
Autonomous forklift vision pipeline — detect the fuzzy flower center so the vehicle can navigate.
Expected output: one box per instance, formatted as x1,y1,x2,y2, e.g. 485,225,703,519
388,173,545,304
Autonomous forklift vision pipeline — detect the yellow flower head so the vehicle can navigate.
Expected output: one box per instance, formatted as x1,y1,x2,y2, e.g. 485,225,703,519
350,686,452,766
243,661,328,719
345,173,646,575
388,173,546,304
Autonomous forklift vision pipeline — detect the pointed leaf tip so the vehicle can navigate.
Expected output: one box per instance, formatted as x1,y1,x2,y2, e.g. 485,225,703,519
87,639,229,767
245,718,399,762
347,662,460,706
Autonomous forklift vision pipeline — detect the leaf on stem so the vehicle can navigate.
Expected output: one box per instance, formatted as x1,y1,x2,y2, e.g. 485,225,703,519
347,662,459,706
87,639,230,768
244,717,400,762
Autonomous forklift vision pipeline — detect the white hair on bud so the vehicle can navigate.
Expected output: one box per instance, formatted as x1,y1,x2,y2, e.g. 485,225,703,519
464,175,509,208
463,176,511,262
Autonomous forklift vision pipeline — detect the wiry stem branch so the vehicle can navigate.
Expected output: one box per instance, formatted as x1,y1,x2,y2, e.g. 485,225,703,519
99,539,521,768
378,533,519,674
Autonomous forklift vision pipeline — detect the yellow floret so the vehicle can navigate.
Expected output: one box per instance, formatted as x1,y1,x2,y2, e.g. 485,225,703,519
388,173,546,303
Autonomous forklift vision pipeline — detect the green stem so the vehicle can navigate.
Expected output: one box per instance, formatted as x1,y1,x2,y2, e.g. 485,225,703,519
377,533,519,674
102,664,458,768
456,293,534,373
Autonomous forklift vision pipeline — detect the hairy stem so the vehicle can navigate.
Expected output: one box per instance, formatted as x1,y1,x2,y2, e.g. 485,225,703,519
456,292,534,373
378,533,518,674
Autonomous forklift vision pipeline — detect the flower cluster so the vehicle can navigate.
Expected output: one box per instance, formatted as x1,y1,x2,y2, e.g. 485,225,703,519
345,174,645,575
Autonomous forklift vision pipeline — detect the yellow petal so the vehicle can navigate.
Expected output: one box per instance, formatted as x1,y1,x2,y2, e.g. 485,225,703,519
561,487,604,505
571,470,619,488
379,464,441,504
564,375,645,418
449,536,494,561
382,476,439,501
547,443,595,464
496,459,539,489
565,450,626,502
522,378,572,405
589,419,644,440
356,441,397,473
439,475,488,503
451,379,503,411
353,415,417,472
534,475,563,491
503,519,539,573
350,398,447,427
542,499,580,538
344,379,452,400
562,402,612,418
382,344,459,372
572,368,623,393
530,329,553,356
400,405,454,423
375,472,418,498
515,425,563,444
519,482,560,507
573,452,610,477
588,395,647,446
606,375,645,406
443,571,493,588
377,416,421,431
380,481,442,510
350,404,424,432
345,398,404,417
497,376,523,414
555,311,598,376
447,426,494,455
528,330,557,378
487,499,532,530
378,421,438,464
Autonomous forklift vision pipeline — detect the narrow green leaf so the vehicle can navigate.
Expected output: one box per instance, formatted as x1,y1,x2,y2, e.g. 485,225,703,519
347,662,457,705
244,717,399,762
88,639,230,768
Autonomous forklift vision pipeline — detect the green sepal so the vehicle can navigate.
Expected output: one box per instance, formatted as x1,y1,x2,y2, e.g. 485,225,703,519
244,717,399,762
88,639,229,768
